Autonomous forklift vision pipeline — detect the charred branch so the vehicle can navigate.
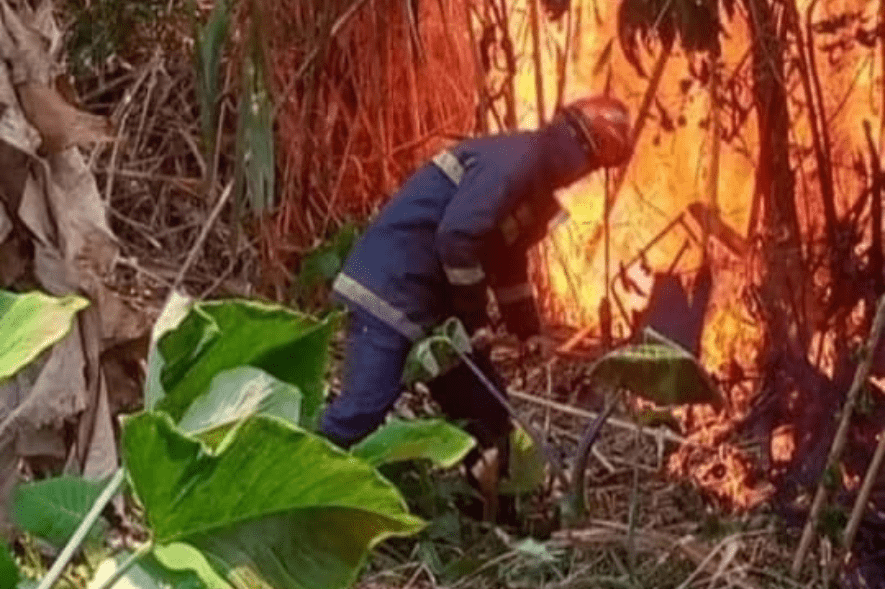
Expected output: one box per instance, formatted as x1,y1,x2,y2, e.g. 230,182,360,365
864,120,884,298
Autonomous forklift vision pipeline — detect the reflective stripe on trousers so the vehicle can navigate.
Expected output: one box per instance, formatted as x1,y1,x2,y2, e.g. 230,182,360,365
332,273,425,342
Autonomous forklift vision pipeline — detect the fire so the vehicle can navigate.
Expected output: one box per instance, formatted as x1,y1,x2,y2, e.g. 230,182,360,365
500,0,882,507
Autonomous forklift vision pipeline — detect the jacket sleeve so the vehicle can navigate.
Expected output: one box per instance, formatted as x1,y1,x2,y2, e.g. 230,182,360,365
435,158,517,324
490,249,541,339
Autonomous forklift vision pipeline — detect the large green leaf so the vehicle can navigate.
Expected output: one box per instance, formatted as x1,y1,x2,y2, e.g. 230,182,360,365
0,290,89,381
155,299,339,429
351,419,475,468
152,543,231,589
1,540,18,589
11,476,107,548
178,366,302,437
588,328,724,408
145,291,194,410
122,412,424,589
88,551,206,589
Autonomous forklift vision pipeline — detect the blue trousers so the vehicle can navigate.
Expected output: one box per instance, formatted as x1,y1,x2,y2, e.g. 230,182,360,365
318,308,513,452
318,309,412,448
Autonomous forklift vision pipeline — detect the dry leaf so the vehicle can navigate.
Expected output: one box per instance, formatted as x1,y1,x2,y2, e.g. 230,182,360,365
30,0,62,61
470,446,501,521
0,0,52,85
0,201,10,243
17,82,115,154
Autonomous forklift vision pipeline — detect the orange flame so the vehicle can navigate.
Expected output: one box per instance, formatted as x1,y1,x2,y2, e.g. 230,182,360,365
505,0,881,507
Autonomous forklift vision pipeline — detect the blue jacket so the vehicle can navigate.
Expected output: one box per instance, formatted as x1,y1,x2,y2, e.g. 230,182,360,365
332,118,596,341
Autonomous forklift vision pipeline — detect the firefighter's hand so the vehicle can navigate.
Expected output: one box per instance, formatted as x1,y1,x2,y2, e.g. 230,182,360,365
577,95,632,168
520,333,557,359
500,298,541,340
471,326,495,353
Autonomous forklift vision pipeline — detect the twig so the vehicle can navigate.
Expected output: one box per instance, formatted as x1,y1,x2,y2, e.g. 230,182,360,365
558,324,594,354
675,535,740,589
94,167,203,195
863,120,883,295
170,180,234,293
791,293,885,576
114,256,174,288
508,389,698,447
273,0,371,118
94,541,154,589
36,468,126,589
578,41,673,264
842,428,885,550
627,423,641,581
103,55,159,204
109,208,164,250
528,0,545,124
197,253,239,299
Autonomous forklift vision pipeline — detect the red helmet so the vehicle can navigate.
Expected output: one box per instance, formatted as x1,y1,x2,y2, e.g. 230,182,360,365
562,95,632,168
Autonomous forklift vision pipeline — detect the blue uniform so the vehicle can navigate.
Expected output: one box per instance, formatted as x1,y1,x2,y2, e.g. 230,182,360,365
319,118,596,447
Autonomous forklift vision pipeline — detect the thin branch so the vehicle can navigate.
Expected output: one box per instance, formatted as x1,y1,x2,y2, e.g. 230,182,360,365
842,428,885,551
791,293,885,576
507,389,700,447
36,469,126,589
528,0,545,124
170,180,234,293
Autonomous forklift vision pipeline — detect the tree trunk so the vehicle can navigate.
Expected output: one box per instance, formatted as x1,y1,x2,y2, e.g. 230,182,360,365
743,0,808,348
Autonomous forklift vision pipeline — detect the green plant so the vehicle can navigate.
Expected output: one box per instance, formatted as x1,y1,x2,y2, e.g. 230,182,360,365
232,30,275,214
193,0,231,156
0,290,88,380
1,539,19,589
292,223,362,311
11,295,474,589
64,0,167,76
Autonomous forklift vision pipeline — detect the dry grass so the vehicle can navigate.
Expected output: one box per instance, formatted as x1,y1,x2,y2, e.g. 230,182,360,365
256,0,477,294
346,336,849,589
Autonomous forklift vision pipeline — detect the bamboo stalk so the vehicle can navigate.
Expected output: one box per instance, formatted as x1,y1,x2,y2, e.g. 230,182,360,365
804,0,838,259
465,1,489,134
554,5,573,111
842,429,885,553
784,0,837,270
791,294,885,576
863,120,883,296
704,56,721,263
582,43,672,255
528,0,546,124
502,1,517,129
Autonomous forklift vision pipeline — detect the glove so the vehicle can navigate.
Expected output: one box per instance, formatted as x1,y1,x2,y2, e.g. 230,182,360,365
451,283,490,333
566,95,632,168
500,297,541,340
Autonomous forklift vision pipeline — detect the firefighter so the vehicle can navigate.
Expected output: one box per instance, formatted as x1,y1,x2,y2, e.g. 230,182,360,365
318,95,632,456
